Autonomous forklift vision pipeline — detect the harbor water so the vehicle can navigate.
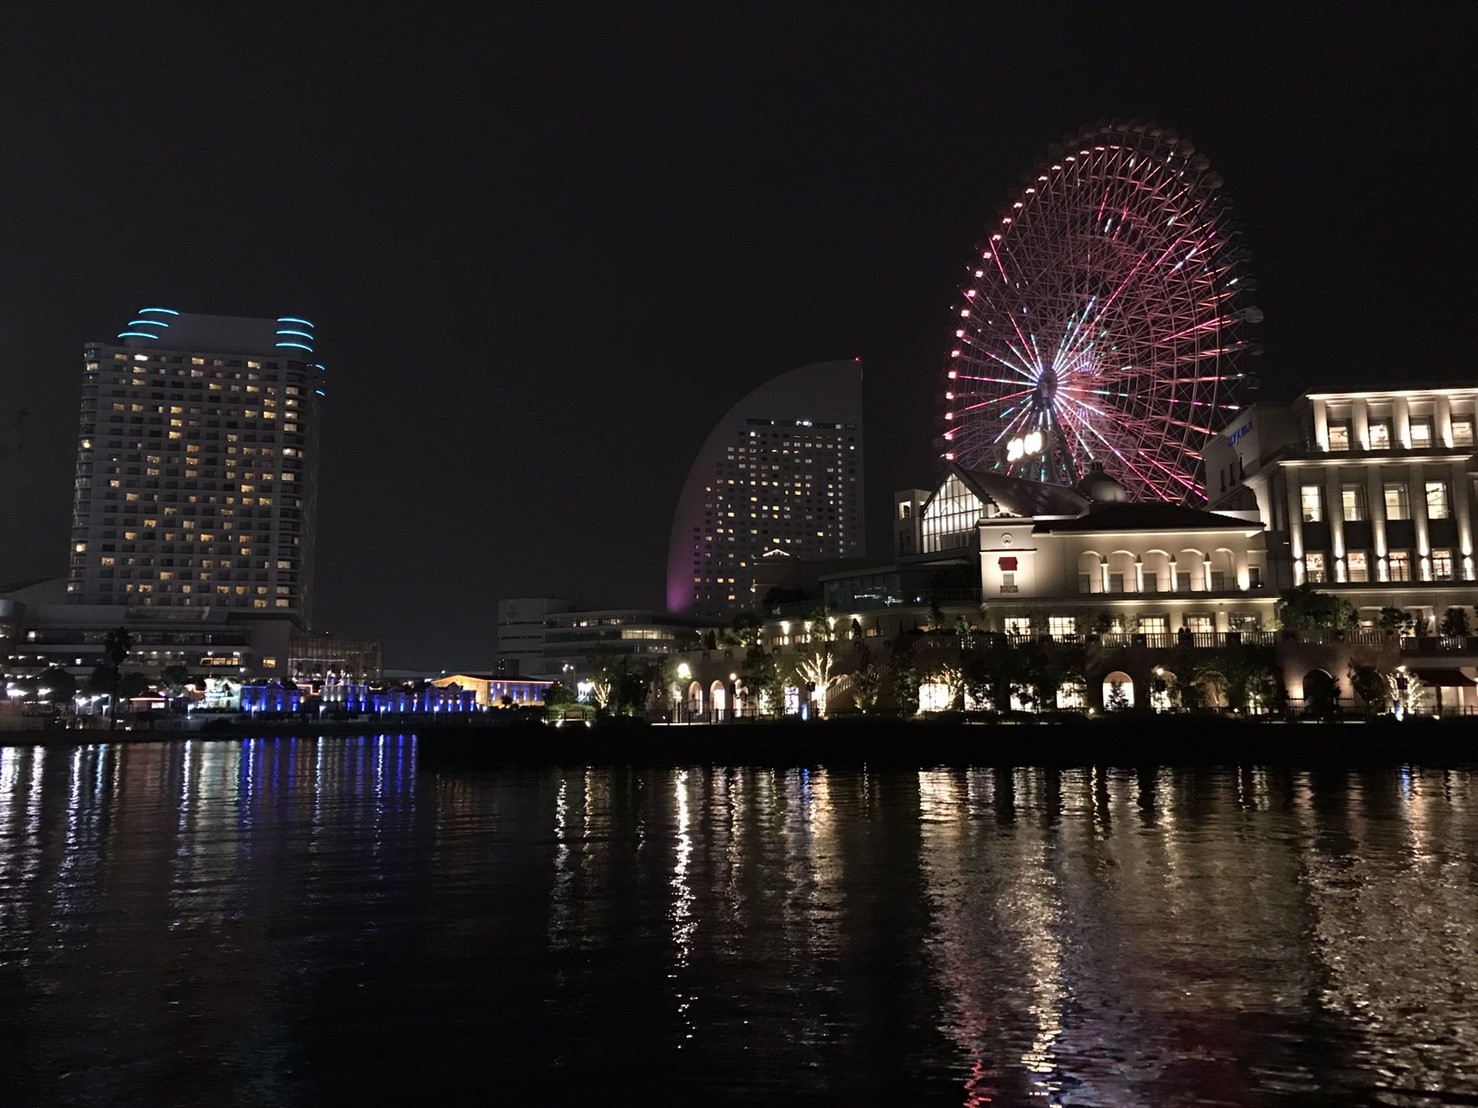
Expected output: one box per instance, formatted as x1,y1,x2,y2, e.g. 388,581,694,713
2,735,1476,1104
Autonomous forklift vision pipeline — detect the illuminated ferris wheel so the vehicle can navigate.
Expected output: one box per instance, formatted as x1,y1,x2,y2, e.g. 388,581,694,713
941,119,1260,503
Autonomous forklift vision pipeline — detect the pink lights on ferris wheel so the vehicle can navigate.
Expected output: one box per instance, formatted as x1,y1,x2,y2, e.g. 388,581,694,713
938,119,1259,504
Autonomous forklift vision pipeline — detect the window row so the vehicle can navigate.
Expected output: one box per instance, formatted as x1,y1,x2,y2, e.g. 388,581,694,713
1303,548,1457,583
1301,480,1452,522
1326,417,1474,451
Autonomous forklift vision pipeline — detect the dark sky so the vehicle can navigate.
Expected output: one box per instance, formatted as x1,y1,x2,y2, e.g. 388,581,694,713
1,3,1473,670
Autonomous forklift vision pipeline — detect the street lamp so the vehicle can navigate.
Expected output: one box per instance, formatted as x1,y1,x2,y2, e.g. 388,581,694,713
676,663,691,722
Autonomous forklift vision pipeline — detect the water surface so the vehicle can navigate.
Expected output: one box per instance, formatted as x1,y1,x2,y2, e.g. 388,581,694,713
2,736,1475,1104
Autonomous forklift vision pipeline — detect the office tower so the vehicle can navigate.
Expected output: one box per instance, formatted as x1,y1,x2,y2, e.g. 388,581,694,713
67,309,324,627
666,359,865,622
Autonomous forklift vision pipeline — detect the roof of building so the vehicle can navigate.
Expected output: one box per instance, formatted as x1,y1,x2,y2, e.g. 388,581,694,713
954,467,1090,518
1033,502,1262,535
1409,668,1477,688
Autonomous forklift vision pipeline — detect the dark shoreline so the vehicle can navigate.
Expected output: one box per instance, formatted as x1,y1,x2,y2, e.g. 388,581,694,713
5,715,1477,769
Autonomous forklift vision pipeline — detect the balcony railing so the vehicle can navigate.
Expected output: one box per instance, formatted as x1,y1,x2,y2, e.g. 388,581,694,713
909,628,1438,651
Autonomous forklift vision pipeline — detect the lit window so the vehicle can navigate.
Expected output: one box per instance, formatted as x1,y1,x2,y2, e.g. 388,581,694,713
1388,551,1410,581
1409,421,1432,449
1432,548,1454,580
1300,485,1324,523
1368,421,1391,449
1340,484,1367,521
1425,481,1451,519
1383,483,1410,520
1305,552,1327,583
1326,422,1351,451
1346,551,1368,582
1451,419,1474,447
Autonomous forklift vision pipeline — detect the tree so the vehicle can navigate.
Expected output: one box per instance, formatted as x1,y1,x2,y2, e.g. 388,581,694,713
804,605,835,644
1106,679,1131,712
1012,641,1063,711
794,647,841,718
159,664,193,709
588,672,614,712
1348,664,1392,716
743,652,787,718
887,646,920,717
1439,607,1473,639
848,661,883,714
103,626,133,726
928,662,967,712
38,666,77,708
544,681,577,710
962,633,1018,712
1278,585,1357,631
730,610,765,651
611,663,650,717
1378,607,1416,636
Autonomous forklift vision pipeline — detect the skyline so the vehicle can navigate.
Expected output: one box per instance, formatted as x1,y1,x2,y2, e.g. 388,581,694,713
2,5,1474,669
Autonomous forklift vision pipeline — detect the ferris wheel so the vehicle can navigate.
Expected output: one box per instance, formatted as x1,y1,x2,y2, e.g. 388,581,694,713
940,119,1260,503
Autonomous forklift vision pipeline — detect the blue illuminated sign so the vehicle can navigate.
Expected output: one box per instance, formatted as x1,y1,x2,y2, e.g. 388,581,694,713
1227,421,1252,447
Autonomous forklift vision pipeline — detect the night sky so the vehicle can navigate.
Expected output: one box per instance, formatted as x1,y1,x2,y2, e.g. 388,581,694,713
1,4,1472,670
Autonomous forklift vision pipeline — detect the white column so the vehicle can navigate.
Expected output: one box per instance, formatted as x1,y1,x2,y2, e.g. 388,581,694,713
1394,396,1412,449
1313,398,1330,451
1411,461,1430,563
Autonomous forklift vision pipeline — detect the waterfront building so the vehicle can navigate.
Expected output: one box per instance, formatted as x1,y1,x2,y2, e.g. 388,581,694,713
1200,382,1478,710
673,457,1475,716
289,633,384,685
67,309,324,625
496,598,703,685
429,672,551,709
1204,383,1478,616
666,360,865,622
2,576,292,682
495,597,577,677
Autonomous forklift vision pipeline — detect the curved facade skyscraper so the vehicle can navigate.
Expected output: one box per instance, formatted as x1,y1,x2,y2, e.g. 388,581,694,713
667,360,865,621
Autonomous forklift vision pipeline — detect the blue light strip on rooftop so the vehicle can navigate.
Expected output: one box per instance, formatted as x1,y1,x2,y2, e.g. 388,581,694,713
127,319,169,328
276,341,314,352
277,316,315,328
117,331,159,340
138,307,179,316
275,329,313,340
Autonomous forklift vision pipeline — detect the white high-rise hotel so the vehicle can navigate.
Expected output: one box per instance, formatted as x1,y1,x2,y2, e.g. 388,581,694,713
67,310,324,627
667,360,865,622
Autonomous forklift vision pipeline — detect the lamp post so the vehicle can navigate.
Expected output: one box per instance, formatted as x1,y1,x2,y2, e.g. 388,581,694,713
676,662,691,723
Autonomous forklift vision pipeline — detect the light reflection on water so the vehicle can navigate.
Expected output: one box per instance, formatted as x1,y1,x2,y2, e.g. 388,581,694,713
1,737,1476,1104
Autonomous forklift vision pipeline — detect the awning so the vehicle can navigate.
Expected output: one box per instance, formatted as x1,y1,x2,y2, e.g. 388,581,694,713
998,557,1018,571
1410,668,1478,687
